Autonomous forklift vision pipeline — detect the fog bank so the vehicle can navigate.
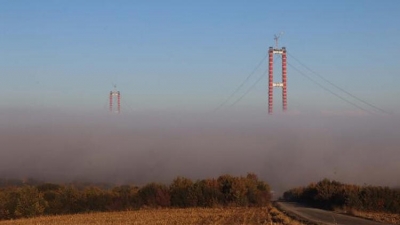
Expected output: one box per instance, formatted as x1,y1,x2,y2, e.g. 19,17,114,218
1,109,399,196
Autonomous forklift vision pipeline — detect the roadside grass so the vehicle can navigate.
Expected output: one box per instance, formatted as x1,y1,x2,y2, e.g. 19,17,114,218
346,209,400,225
0,206,304,225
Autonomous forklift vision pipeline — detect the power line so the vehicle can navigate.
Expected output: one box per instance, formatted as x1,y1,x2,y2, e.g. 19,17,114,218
288,52,389,114
288,62,372,114
213,53,268,112
229,69,268,107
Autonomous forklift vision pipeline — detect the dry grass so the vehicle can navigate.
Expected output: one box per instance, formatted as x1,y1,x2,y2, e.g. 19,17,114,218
347,209,400,225
0,207,304,225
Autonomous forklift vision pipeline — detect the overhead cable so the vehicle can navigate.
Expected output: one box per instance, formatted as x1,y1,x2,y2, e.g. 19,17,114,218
214,53,268,112
230,69,268,107
288,52,388,114
288,62,372,114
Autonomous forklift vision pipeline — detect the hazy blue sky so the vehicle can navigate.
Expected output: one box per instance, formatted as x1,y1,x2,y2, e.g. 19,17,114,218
1,0,399,114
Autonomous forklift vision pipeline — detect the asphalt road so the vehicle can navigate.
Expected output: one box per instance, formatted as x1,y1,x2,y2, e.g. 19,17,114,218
276,202,393,225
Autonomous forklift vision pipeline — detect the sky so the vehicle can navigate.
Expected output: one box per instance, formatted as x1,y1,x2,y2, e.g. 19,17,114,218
1,0,400,113
1,1,400,193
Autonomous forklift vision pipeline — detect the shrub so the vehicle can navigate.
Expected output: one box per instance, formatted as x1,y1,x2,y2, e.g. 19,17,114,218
170,177,196,207
137,183,170,207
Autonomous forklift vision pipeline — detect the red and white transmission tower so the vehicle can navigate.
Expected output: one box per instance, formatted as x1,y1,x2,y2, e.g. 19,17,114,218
109,85,121,113
268,33,287,115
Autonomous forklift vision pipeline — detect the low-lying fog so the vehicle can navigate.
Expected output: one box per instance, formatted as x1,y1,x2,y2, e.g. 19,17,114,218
1,108,399,196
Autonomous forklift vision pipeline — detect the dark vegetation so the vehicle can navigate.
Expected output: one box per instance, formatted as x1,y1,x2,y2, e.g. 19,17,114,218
283,179,400,213
0,173,271,221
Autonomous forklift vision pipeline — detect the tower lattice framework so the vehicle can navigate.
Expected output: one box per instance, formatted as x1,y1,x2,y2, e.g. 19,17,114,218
268,46,287,114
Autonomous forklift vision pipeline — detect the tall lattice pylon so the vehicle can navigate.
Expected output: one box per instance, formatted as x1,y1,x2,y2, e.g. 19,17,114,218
109,85,121,113
268,46,287,114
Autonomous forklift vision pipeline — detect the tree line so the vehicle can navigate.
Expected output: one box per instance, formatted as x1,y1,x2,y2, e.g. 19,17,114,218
283,179,400,213
0,173,271,220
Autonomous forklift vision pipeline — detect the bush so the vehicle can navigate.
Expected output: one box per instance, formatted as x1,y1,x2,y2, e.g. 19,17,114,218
193,179,222,207
137,183,170,207
15,186,47,218
0,173,272,221
170,177,196,207
110,185,139,210
283,179,400,213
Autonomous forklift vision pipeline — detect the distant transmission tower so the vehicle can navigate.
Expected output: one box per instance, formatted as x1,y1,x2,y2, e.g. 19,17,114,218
109,85,121,113
268,33,287,114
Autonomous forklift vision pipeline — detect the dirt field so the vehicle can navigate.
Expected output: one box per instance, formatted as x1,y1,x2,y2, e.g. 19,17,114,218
0,207,302,225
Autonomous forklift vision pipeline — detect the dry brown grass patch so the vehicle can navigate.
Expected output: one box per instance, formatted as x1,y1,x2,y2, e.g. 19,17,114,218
0,207,304,225
346,210,400,225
